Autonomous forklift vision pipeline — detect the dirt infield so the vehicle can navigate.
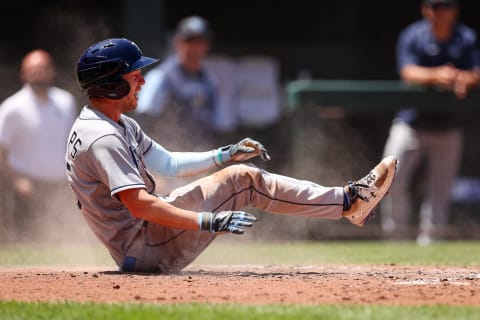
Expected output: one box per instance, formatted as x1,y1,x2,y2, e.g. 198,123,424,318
0,265,479,305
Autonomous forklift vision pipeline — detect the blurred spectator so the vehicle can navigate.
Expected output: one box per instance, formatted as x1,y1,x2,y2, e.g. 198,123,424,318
137,16,282,147
137,16,229,151
0,49,77,242
381,0,480,244
135,16,226,195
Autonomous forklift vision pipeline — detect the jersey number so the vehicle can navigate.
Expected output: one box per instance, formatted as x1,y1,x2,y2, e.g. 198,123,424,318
69,131,82,159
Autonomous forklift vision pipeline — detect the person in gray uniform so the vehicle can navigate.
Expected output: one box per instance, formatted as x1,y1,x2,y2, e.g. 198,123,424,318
66,38,397,273
136,16,220,152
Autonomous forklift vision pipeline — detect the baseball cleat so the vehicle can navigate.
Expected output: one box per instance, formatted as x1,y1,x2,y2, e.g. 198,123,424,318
342,155,398,227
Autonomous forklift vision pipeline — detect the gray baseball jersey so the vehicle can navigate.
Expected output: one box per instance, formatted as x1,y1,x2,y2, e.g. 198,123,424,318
65,106,155,265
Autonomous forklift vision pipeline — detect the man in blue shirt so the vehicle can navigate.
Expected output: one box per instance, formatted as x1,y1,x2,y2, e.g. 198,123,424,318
137,16,220,151
381,0,480,244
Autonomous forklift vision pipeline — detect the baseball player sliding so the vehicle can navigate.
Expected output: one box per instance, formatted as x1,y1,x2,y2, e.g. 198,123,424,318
66,38,397,273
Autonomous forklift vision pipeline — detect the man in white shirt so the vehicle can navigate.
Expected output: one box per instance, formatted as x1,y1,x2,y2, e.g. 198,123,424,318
0,49,77,242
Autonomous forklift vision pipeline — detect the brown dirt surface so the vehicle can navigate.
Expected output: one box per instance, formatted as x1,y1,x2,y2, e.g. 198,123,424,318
0,265,479,305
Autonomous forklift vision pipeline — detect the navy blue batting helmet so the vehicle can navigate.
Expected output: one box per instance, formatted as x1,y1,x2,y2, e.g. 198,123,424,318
76,38,158,99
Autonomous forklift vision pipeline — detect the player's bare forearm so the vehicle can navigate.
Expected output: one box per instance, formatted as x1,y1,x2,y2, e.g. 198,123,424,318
401,64,480,95
117,188,200,230
400,64,457,88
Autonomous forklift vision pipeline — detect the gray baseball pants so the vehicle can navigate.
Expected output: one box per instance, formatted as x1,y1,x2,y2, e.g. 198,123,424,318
381,120,462,240
128,164,344,273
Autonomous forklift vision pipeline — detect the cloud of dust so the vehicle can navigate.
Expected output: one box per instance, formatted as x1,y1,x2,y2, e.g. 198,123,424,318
32,6,115,104
235,114,390,242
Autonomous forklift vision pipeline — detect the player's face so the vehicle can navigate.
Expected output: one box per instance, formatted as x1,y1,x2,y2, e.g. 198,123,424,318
21,51,55,91
424,5,458,28
121,70,145,112
176,37,210,63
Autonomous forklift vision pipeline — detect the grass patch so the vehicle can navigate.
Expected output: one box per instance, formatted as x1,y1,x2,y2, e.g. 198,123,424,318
0,241,478,268
0,302,479,320
194,240,480,266
0,244,113,268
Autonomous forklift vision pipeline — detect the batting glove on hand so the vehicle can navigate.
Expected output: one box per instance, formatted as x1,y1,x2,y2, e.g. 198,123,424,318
214,138,271,165
199,211,257,234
